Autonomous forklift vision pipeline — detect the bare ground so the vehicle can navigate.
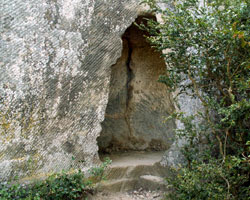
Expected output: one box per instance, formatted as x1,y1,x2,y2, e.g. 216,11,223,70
88,189,165,200
87,151,167,200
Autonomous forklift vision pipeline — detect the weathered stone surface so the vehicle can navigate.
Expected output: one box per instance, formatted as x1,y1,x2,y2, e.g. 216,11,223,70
0,0,199,181
160,93,203,167
0,0,147,180
98,17,176,152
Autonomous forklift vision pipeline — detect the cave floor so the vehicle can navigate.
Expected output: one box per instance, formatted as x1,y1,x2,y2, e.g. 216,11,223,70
99,151,165,167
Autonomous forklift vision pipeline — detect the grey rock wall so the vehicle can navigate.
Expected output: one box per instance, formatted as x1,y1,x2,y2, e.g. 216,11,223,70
0,0,197,181
0,0,145,181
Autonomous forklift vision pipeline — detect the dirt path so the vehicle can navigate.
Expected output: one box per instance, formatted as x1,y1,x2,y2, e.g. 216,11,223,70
88,189,164,200
88,151,168,200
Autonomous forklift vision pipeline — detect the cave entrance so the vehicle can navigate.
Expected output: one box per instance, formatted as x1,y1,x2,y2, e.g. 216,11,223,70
97,16,175,154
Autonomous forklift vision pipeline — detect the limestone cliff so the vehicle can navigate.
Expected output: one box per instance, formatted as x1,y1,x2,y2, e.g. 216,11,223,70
0,0,195,181
0,0,146,180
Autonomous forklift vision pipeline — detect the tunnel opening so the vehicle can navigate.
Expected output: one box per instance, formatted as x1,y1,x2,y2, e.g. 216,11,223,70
97,15,176,155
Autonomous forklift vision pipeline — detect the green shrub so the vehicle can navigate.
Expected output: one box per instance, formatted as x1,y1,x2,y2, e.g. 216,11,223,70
140,0,250,199
88,157,112,182
0,158,111,200
0,170,91,200
166,157,250,200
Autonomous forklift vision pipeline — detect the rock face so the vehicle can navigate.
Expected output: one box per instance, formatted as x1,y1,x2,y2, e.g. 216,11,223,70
98,16,175,152
0,0,149,180
0,0,183,181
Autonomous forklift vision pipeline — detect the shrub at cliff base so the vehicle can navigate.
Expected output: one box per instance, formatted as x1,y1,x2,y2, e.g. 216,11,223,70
141,0,250,199
0,158,111,200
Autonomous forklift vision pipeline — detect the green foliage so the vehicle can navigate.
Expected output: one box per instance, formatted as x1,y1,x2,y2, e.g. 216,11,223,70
88,157,112,181
0,170,90,200
140,0,250,199
0,158,111,200
167,157,250,200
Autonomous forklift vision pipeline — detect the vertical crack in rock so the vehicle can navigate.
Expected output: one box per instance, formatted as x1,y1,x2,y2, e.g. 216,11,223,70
124,36,134,138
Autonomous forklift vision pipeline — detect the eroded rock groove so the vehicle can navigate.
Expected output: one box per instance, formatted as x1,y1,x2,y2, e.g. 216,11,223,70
124,36,134,139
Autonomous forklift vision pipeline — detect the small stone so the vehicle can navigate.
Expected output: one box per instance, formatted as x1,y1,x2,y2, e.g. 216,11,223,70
153,194,160,198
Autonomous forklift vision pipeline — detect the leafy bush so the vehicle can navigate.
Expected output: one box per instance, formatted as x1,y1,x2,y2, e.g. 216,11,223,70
0,170,91,200
0,158,111,200
88,157,112,182
140,0,250,199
